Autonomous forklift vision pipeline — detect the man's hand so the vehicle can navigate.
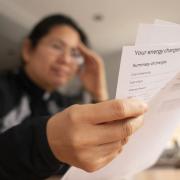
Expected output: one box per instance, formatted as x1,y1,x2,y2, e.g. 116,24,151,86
47,98,147,172
78,43,108,102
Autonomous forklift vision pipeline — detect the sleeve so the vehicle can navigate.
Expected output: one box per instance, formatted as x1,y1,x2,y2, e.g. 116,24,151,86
0,116,70,180
0,72,19,118
54,89,93,109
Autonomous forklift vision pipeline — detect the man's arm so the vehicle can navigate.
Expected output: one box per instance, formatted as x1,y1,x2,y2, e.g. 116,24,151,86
0,116,69,180
0,99,147,179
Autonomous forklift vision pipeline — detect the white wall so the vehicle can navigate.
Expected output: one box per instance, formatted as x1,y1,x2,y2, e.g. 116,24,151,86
103,51,122,99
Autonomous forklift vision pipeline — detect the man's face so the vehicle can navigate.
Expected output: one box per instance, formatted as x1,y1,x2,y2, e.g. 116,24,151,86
23,25,81,91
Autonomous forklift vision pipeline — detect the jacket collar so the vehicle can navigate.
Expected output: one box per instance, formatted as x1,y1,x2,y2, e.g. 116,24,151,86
17,68,50,100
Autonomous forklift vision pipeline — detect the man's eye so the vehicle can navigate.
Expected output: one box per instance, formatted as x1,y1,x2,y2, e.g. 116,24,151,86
52,44,63,50
71,51,81,58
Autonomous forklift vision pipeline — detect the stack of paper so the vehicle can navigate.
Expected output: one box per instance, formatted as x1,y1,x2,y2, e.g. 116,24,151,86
62,20,180,180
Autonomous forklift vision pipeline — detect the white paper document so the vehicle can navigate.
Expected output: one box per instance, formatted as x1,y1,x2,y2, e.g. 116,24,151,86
135,24,180,45
62,20,180,180
154,19,179,26
116,44,180,102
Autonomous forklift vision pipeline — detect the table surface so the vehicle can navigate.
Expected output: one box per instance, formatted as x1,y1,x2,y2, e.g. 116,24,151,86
134,168,180,180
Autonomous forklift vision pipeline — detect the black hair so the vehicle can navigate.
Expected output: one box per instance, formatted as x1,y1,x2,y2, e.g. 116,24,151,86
28,14,89,48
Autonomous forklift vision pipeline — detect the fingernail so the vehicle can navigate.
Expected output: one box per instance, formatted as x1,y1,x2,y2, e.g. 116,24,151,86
140,102,148,112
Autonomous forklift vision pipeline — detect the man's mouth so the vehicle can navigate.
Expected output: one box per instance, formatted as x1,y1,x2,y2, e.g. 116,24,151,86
51,67,69,77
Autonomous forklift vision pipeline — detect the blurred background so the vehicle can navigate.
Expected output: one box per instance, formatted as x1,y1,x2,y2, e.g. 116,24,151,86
2,0,180,99
1,0,180,179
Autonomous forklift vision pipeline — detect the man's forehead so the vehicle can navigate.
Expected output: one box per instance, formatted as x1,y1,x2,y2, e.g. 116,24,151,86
47,36,79,49
58,38,79,48
48,25,80,47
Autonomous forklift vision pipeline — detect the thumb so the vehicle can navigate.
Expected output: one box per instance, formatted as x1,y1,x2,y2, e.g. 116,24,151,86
67,99,148,125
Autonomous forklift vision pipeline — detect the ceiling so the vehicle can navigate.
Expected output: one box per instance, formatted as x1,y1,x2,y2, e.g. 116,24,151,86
0,0,180,53
0,0,180,69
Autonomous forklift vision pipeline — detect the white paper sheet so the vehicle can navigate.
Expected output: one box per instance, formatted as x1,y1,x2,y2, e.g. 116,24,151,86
62,75,180,180
61,21,180,180
135,24,180,45
116,44,180,102
154,19,179,26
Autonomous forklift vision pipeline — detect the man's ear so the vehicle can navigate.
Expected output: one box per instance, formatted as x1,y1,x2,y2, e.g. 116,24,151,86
21,39,32,64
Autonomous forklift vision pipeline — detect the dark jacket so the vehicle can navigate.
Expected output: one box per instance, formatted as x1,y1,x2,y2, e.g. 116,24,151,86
0,68,85,179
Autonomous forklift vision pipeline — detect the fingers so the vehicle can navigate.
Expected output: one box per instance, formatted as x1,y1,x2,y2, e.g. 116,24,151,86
68,99,147,125
88,115,144,145
78,42,93,57
97,140,123,156
128,114,144,132
78,42,103,65
78,141,123,172
55,99,146,148
84,147,121,172
121,137,129,145
47,99,147,172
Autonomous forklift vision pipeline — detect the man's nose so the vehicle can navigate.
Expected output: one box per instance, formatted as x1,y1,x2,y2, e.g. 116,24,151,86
57,50,72,64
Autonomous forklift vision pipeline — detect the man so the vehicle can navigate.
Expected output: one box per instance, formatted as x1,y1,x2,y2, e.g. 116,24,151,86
0,14,108,133
0,14,148,179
